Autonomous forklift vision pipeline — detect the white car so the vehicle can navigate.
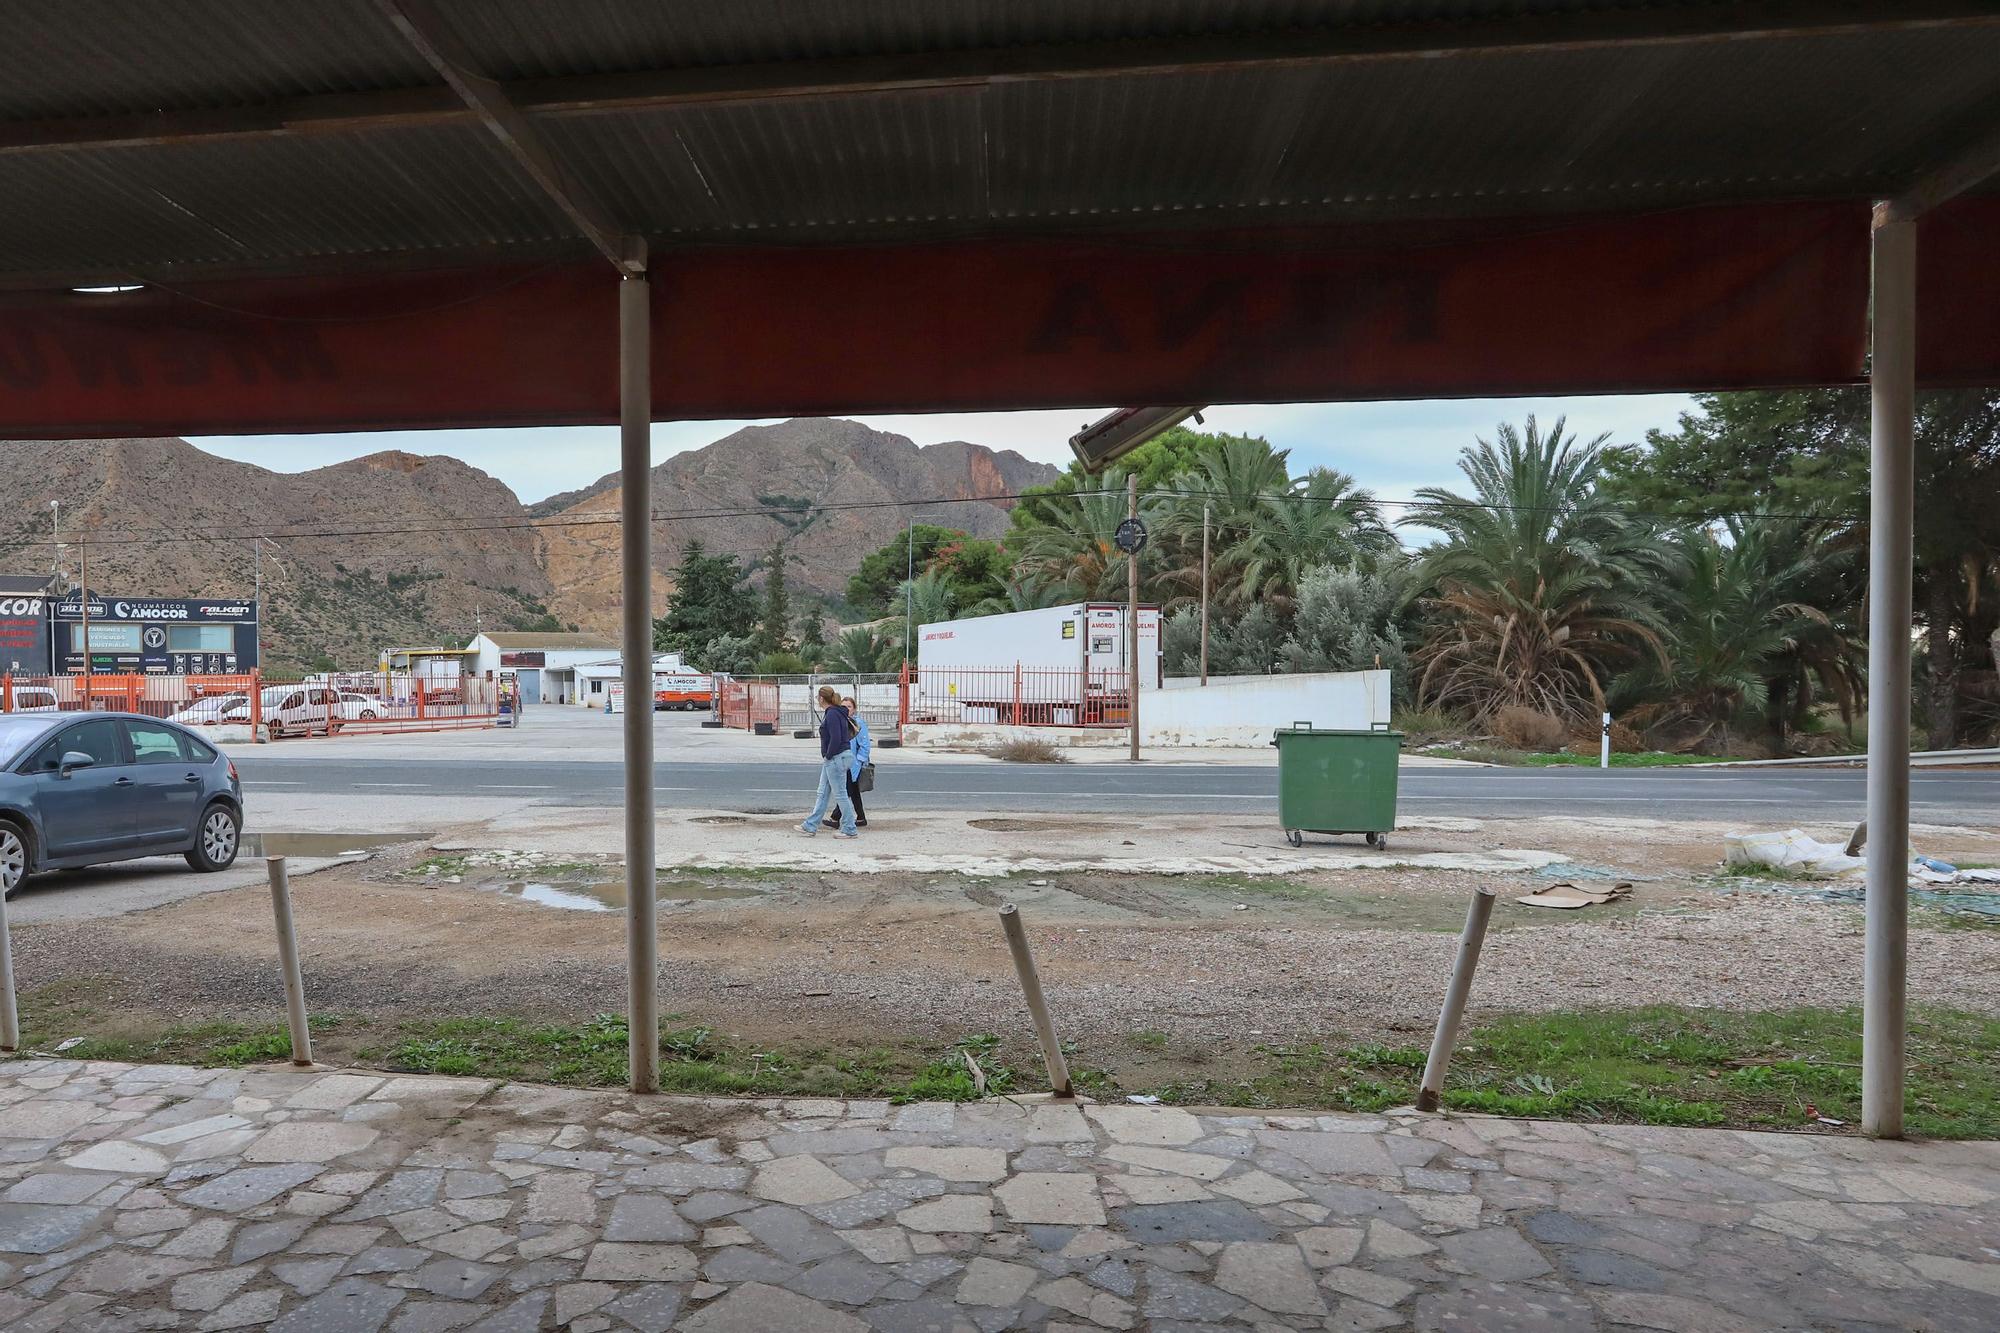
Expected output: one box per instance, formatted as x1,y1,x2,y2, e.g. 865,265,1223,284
170,694,249,725
9,686,60,714
335,690,383,721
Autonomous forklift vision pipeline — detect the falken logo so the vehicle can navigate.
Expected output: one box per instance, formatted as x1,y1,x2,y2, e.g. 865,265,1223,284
199,605,252,617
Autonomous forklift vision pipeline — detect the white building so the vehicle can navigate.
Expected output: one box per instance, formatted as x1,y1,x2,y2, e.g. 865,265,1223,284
572,653,694,707
465,631,620,705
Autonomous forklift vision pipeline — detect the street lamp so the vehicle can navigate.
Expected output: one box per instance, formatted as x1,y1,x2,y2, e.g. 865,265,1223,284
1068,406,1204,475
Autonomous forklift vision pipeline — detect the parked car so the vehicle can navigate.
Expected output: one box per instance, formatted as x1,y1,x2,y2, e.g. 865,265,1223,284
8,686,60,714
259,685,344,738
170,694,249,725
0,711,243,897
335,690,382,721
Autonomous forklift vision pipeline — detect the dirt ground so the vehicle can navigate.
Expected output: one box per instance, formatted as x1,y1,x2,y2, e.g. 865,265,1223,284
12,812,2000,1073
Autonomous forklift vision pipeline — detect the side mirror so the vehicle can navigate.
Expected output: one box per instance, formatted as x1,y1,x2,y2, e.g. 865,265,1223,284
57,750,96,778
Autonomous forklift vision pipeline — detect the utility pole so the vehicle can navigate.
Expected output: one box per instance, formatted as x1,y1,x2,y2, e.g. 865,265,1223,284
253,538,262,668
1127,472,1140,762
1199,501,1210,687
48,500,60,584
79,534,91,703
904,511,916,667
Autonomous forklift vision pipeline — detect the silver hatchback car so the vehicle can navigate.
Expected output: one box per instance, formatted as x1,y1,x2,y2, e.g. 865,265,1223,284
0,712,243,898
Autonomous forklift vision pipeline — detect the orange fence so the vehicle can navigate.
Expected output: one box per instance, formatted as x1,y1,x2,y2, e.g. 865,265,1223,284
711,674,780,732
907,665,1132,727
0,670,500,737
1,672,264,730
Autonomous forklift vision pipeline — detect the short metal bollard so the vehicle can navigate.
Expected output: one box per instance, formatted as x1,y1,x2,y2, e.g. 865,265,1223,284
1416,887,1498,1112
266,857,314,1067
998,904,1074,1098
0,878,18,1053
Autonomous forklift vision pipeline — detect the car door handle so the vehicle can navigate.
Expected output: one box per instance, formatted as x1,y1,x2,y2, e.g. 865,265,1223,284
184,774,204,783
112,776,135,786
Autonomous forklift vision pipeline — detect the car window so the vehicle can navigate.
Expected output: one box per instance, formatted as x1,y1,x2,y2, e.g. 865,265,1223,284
280,693,303,710
24,719,124,773
309,688,332,705
181,734,218,763
126,721,187,765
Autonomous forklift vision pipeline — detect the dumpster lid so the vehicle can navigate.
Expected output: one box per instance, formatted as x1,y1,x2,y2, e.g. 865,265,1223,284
1273,725,1404,738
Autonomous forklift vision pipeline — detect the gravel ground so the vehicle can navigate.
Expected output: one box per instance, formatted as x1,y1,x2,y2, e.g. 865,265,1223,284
10,859,1999,1051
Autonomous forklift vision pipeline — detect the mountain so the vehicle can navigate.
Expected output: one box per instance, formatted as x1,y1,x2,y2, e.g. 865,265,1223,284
535,419,1058,632
0,421,1060,669
0,438,559,671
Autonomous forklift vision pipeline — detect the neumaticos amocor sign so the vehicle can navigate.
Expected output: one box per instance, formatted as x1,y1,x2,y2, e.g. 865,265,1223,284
53,597,258,622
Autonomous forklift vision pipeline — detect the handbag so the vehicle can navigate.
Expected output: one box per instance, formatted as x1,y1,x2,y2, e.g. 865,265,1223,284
857,761,876,792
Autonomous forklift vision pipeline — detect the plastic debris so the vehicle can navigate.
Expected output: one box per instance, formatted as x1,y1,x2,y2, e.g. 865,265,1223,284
53,1037,85,1052
1125,1094,1163,1105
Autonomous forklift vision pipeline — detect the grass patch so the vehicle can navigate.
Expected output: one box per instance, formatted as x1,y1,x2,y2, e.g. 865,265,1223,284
984,738,1070,763
1419,746,1731,767
1717,860,1828,883
14,994,1996,1138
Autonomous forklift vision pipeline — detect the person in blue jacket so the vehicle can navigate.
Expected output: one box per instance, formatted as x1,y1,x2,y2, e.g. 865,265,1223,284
843,694,871,828
799,685,859,837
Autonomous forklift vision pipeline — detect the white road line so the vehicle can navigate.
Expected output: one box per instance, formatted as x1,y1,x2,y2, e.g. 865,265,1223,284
248,779,303,785
354,782,431,788
476,784,554,790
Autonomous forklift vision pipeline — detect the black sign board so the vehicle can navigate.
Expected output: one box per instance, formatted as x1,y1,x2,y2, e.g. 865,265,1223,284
1114,518,1148,554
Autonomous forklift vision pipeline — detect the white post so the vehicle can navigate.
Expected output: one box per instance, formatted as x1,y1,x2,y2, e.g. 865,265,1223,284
998,904,1073,1097
1127,473,1140,762
1600,711,1611,769
1864,206,1915,1139
621,272,660,1095
1416,887,1497,1112
265,857,312,1066
0,878,18,1052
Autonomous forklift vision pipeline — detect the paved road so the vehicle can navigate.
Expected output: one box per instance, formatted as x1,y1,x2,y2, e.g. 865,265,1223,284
234,755,2000,824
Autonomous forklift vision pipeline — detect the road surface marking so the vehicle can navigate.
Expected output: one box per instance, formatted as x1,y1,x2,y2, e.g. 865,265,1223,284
354,782,431,788
477,784,554,790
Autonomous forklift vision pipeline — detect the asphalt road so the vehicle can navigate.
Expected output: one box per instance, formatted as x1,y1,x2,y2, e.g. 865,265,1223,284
234,755,2000,825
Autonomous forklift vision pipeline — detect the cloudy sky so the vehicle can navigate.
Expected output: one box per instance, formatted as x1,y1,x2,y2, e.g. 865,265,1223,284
191,392,1696,511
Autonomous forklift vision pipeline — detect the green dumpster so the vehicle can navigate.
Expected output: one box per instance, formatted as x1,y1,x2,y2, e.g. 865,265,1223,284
1273,725,1402,849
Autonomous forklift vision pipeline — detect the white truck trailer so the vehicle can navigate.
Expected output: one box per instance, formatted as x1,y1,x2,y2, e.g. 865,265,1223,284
914,603,1161,726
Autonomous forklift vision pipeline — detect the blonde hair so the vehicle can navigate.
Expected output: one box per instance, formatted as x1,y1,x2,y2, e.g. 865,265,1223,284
817,685,842,706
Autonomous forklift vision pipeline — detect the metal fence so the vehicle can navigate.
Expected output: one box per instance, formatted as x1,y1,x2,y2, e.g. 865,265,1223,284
711,673,903,733
908,665,1132,727
0,669,499,736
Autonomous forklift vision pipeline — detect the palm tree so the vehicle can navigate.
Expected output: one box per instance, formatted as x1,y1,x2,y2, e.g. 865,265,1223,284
887,566,959,662
823,625,898,674
1212,468,1395,615
1013,469,1142,602
1617,517,1862,748
1402,416,1677,724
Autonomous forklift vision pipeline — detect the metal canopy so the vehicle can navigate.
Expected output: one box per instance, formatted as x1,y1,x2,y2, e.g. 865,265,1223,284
1,1,1998,287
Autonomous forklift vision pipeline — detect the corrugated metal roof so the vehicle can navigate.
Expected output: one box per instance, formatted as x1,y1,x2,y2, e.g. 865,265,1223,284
0,2,1994,283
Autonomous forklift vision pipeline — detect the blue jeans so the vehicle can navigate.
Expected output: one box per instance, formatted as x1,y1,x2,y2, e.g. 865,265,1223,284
804,749,857,833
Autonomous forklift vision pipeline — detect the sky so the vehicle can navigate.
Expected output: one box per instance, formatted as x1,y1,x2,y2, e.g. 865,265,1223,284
189,392,1698,512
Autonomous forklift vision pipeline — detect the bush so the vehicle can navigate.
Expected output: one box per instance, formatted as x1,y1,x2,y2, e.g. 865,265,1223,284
985,738,1069,763
1492,706,1567,752
1392,706,1465,745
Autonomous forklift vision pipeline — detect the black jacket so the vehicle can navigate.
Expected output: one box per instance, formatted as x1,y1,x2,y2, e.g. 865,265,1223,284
819,704,854,760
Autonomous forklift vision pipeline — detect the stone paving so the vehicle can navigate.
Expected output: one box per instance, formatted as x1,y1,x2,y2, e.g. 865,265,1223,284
0,1060,1996,1331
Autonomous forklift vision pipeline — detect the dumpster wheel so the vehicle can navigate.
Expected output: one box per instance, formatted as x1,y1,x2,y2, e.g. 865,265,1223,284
1366,832,1385,849
1284,829,1303,848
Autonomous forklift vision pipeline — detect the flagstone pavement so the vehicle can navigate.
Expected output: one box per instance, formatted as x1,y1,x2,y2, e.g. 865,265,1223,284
0,1060,1996,1331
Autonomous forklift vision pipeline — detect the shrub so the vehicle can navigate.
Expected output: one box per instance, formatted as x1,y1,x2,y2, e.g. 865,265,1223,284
1492,705,1567,752
986,737,1069,763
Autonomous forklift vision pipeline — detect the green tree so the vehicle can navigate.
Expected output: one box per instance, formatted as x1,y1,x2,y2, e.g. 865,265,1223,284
654,539,755,664
1278,562,1415,702
1012,466,1152,603
890,566,960,662
1604,389,2000,746
795,603,830,665
1613,519,1860,749
1008,424,1216,533
846,524,965,616
755,539,792,657
1403,417,1677,724
824,625,899,674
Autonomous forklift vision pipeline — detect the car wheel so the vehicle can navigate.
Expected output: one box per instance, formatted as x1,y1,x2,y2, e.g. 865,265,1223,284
0,821,28,898
360,709,378,720
186,804,241,872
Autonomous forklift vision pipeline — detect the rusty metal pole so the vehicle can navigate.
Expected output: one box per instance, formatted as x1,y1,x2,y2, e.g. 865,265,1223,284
1416,887,1497,1112
265,857,313,1066
1127,473,1140,762
0,874,18,1052
998,904,1073,1097
1864,205,1915,1139
621,270,660,1095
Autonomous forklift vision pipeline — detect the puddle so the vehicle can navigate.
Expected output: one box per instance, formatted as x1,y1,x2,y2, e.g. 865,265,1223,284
488,876,762,912
244,832,406,858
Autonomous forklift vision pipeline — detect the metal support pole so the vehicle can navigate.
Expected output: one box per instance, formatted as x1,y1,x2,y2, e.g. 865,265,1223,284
1200,502,1210,687
998,904,1073,1097
265,857,313,1066
621,271,660,1095
1864,206,1915,1139
0,876,18,1052
1127,473,1140,762
904,512,916,668
79,537,91,705
1416,887,1497,1112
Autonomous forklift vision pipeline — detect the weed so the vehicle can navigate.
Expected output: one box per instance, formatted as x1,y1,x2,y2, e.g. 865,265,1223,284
984,738,1069,763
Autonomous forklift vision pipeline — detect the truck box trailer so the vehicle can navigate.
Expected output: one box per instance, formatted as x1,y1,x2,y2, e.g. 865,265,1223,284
914,603,1161,726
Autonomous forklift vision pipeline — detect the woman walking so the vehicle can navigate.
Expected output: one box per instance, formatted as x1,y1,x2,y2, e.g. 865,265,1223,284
844,694,872,828
799,685,859,837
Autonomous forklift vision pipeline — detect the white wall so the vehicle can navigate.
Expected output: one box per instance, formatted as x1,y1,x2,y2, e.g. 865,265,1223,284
1142,670,1391,746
